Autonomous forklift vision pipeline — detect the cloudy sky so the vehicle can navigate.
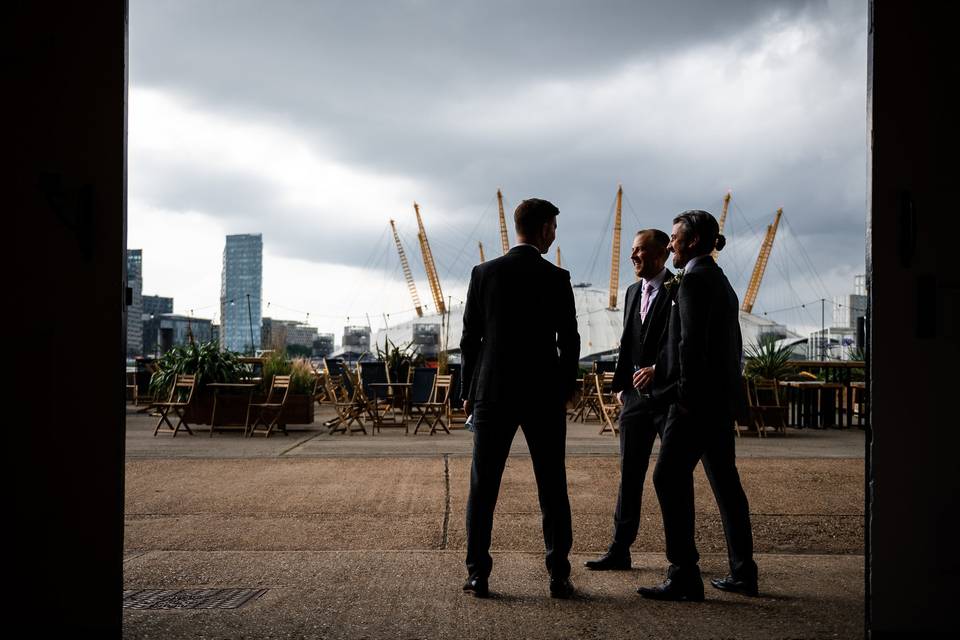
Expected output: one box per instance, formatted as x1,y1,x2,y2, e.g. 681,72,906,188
129,0,867,340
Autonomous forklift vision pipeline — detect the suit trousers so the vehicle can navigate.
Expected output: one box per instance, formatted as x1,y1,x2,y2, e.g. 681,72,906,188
652,406,758,581
465,400,573,580
610,394,665,552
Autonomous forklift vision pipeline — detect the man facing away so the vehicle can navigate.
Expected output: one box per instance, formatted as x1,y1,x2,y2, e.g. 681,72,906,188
585,229,672,571
638,210,759,601
460,198,580,599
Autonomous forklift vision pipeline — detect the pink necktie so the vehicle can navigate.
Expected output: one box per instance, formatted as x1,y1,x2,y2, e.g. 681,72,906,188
640,282,654,322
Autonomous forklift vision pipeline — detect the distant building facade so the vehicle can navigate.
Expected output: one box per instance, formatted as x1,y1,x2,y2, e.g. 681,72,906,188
126,249,143,357
149,314,213,354
262,318,319,353
313,333,335,358
412,323,441,359
342,325,370,353
808,274,867,360
142,295,173,319
220,233,262,354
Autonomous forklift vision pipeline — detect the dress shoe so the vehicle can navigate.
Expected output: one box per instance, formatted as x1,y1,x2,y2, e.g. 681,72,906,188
637,574,704,602
549,576,575,599
710,575,758,597
462,575,489,598
584,551,631,571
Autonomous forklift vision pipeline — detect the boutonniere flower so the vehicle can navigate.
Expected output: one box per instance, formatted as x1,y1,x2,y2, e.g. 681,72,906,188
664,270,684,291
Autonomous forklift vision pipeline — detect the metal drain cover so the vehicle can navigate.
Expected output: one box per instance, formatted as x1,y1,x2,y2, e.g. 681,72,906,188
123,588,267,610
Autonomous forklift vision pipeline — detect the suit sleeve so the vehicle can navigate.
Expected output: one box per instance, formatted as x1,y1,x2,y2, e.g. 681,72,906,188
460,265,482,402
556,270,580,399
676,273,711,407
611,286,633,393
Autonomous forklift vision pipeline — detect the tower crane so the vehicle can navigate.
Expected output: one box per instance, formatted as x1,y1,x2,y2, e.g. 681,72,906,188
712,191,731,262
497,188,511,254
741,207,783,314
608,185,623,309
413,202,446,315
389,219,423,317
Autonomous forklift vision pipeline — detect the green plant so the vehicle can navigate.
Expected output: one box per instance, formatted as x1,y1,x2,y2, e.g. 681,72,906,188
743,335,796,381
260,351,315,394
375,336,425,379
289,358,317,394
149,340,246,396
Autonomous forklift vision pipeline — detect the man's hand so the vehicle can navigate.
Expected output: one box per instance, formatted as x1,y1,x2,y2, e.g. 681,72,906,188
463,400,471,416
632,366,655,390
617,390,623,403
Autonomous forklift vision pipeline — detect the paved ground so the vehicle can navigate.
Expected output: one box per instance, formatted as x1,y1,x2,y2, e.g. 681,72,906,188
124,406,866,639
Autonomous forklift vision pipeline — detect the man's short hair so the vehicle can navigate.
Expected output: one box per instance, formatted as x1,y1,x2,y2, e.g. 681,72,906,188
514,198,559,237
635,228,669,250
672,210,726,255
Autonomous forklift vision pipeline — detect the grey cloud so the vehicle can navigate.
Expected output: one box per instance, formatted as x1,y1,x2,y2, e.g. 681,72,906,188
130,0,867,327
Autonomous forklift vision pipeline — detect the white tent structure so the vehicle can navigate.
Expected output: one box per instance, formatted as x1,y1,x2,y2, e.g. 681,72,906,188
373,283,799,364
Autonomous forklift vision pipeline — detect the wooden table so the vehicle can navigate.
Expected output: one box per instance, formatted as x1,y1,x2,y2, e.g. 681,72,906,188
207,382,258,436
366,382,412,434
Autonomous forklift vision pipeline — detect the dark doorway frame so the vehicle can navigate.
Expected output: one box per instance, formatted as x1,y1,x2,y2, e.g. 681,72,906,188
12,1,956,636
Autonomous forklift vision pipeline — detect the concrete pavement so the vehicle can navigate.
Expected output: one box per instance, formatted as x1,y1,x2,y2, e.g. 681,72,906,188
123,406,865,638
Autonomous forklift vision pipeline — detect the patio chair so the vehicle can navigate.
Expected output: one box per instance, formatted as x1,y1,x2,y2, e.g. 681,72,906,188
359,361,393,416
595,372,621,436
247,375,291,437
408,367,438,435
750,378,788,436
152,374,197,437
325,370,367,435
569,373,602,423
414,373,452,435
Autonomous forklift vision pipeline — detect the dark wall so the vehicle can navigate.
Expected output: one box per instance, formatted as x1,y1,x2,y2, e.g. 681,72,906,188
868,1,957,636
12,2,127,637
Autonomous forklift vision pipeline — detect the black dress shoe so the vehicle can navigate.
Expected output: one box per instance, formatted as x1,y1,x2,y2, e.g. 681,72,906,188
637,576,705,602
584,551,631,571
710,575,758,597
462,575,489,598
549,576,575,599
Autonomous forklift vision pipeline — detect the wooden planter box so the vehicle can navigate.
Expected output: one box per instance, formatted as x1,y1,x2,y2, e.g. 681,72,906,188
182,389,314,426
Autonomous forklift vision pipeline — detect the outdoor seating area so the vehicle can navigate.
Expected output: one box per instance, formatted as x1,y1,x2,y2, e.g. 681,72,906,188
129,350,461,438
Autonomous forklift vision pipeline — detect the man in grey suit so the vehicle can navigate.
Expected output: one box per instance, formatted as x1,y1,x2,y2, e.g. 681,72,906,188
460,198,580,599
638,210,758,601
585,229,672,571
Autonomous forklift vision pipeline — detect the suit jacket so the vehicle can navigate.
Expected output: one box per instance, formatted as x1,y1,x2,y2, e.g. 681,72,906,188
651,256,747,421
460,245,580,407
611,269,673,396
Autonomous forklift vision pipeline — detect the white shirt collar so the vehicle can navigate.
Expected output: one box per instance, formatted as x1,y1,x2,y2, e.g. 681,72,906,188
640,267,668,291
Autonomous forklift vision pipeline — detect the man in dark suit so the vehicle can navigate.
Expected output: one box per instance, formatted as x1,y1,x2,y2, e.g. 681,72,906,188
638,210,758,601
584,229,672,571
460,198,580,599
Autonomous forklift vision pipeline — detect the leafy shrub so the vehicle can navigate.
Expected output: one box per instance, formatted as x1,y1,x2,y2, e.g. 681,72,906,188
149,341,246,396
743,335,796,381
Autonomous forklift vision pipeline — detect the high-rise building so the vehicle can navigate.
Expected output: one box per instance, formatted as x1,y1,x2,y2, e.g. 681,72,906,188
313,333,335,358
220,234,262,354
262,318,319,352
126,249,143,357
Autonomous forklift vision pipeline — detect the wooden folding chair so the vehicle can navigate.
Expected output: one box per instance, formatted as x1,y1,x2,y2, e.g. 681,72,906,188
152,374,197,437
750,378,788,436
595,372,622,436
247,374,291,437
413,373,452,435
325,370,367,435
407,367,438,435
570,373,603,423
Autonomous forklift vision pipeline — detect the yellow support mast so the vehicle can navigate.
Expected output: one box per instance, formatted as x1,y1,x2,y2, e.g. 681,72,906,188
414,202,446,315
389,219,424,318
556,246,562,268
497,188,511,254
741,207,783,314
478,241,485,263
712,191,731,262
608,185,623,310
